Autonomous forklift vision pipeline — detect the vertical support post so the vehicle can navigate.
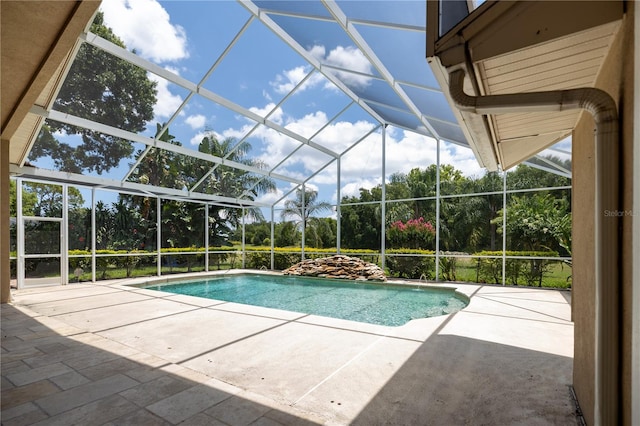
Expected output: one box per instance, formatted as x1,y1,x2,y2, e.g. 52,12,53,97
301,185,306,260
502,169,507,286
336,157,341,254
380,127,387,271
204,203,209,272
435,138,441,282
16,178,24,289
157,197,161,276
91,188,96,283
241,207,246,268
62,184,69,285
270,206,275,270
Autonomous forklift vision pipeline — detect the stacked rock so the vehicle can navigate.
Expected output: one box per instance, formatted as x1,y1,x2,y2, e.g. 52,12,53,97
282,255,386,281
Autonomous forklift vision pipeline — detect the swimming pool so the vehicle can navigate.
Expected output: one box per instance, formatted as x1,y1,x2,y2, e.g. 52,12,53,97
141,274,468,327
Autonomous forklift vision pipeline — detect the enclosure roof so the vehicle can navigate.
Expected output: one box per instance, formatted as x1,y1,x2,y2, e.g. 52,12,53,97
9,1,572,207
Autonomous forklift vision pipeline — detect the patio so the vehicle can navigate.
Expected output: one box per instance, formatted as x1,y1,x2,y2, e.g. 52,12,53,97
1,275,576,425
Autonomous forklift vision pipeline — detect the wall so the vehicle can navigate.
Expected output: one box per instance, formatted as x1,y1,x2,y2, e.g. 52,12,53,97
0,141,9,302
572,1,635,424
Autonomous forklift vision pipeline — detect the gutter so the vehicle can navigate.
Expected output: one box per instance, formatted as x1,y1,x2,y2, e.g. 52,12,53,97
448,69,621,425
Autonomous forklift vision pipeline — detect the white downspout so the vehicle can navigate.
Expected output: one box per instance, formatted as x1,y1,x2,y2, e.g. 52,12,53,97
449,69,620,425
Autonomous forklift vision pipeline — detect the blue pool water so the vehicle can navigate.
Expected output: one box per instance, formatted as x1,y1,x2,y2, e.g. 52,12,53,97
142,274,468,327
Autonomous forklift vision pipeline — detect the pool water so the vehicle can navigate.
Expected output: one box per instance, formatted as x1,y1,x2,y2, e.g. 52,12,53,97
142,274,468,327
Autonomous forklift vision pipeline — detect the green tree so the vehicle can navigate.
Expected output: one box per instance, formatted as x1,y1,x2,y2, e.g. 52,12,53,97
506,161,571,191
130,124,185,189
496,192,571,254
68,206,91,250
274,221,300,247
194,134,276,240
245,222,270,246
9,180,38,217
161,200,204,249
112,199,143,250
340,187,382,249
29,12,157,173
280,188,332,247
440,171,503,252
95,201,114,250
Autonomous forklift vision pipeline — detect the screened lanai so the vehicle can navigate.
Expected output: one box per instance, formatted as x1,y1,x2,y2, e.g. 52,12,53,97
8,0,573,289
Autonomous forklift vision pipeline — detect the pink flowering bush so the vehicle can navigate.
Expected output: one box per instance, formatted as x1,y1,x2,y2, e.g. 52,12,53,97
387,217,436,249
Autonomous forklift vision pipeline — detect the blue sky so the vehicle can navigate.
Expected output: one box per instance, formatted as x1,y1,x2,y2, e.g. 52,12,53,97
35,0,569,216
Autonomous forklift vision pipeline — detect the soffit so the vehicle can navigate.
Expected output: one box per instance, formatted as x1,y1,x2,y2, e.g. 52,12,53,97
1,0,99,164
474,20,621,169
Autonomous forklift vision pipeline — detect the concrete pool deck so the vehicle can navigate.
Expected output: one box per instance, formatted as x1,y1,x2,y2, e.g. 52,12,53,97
1,273,577,425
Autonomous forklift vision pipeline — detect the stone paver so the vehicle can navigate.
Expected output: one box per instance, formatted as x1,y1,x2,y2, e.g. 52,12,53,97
145,379,236,424
35,374,138,416
2,277,576,425
5,362,72,387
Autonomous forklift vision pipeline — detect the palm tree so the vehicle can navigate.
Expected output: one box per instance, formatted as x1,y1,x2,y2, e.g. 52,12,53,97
195,136,274,205
281,188,332,247
193,133,276,244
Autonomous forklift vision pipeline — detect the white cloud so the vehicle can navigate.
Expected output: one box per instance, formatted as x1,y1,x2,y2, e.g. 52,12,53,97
269,44,372,98
189,131,206,147
313,119,377,154
255,187,284,207
271,66,308,94
270,66,325,95
309,45,373,89
249,103,284,125
284,111,329,139
340,178,381,199
189,129,223,147
308,45,326,61
100,0,188,63
148,69,183,119
185,114,206,130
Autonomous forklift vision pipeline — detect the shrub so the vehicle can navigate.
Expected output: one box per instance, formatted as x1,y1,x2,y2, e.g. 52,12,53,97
473,251,559,286
386,249,435,279
245,250,301,270
387,217,436,250
438,252,466,281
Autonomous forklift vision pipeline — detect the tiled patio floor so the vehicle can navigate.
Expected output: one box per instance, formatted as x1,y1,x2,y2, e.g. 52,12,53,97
1,273,577,425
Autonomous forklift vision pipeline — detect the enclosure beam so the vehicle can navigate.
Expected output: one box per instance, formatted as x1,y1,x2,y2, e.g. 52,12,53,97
270,206,275,271
205,203,209,272
157,197,161,277
321,0,441,141
380,127,387,271
91,188,96,283
16,178,24,289
502,170,507,286
31,106,303,186
241,208,246,269
301,185,306,261
11,164,271,208
62,184,68,285
435,138,441,282
336,157,341,254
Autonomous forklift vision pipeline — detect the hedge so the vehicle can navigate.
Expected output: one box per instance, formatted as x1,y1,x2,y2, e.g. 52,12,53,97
471,250,559,286
22,247,563,286
386,249,436,279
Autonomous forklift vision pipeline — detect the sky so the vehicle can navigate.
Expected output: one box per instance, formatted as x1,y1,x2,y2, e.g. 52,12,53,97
37,0,522,216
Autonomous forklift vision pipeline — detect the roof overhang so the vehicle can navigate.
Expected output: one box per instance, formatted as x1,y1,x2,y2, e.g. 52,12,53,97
1,0,101,164
427,0,623,171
